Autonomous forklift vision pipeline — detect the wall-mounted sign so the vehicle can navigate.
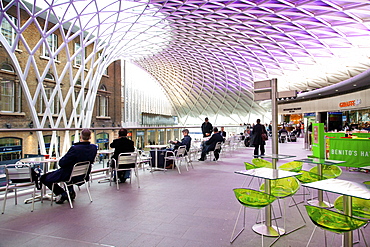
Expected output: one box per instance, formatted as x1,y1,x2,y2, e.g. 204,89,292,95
339,99,361,108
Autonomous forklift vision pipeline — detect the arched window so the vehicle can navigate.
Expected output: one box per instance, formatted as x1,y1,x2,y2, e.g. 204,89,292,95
45,72,54,80
1,63,14,72
97,85,108,117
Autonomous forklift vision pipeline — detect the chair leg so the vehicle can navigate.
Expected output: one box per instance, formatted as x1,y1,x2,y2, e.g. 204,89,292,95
176,160,181,174
14,188,18,205
62,182,73,209
2,186,9,214
184,158,189,171
134,167,140,188
359,228,369,247
51,183,55,206
84,180,93,202
31,185,36,212
230,205,245,243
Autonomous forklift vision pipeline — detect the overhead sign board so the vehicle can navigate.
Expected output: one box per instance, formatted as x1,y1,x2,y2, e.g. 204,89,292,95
254,91,272,101
254,80,272,90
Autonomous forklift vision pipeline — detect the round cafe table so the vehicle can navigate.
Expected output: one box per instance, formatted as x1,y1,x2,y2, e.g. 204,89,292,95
19,157,60,203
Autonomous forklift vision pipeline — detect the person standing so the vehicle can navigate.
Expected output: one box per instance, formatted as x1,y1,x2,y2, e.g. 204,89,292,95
201,117,213,137
40,129,98,204
110,128,135,183
252,119,267,158
296,121,302,137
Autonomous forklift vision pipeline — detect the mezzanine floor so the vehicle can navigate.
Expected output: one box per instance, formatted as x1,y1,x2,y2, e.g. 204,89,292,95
1,138,369,247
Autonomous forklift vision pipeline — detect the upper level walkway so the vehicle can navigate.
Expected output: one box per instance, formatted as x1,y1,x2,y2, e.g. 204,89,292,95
1,138,369,247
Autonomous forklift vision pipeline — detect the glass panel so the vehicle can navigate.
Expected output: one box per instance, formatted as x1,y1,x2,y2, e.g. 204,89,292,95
75,42,82,65
1,15,17,47
0,80,14,112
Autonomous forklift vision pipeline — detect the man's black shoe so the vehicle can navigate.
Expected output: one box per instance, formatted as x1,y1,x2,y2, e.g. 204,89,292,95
70,191,76,200
198,158,205,161
55,193,68,204
213,158,218,161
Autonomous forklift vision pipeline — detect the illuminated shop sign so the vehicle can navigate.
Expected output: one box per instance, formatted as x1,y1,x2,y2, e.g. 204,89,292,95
339,99,361,108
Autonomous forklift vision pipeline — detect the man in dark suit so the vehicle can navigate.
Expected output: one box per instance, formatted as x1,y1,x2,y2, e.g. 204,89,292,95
110,128,135,183
219,127,227,138
252,119,267,157
171,129,192,151
40,129,98,204
198,127,225,161
201,117,213,137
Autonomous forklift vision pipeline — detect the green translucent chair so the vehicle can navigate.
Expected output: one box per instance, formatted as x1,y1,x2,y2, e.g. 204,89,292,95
296,170,325,184
334,195,370,220
230,188,278,245
334,195,370,244
305,205,368,247
278,161,303,172
309,164,342,179
244,162,256,170
260,177,306,233
242,162,258,187
251,158,272,168
295,170,332,206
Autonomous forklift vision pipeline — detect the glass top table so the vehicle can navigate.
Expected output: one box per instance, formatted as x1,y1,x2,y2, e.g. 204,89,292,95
302,178,370,247
294,157,346,208
235,168,301,180
255,154,296,159
294,158,346,165
235,168,301,237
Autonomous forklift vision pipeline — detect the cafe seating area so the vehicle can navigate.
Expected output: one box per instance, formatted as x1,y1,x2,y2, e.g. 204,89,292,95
1,140,370,247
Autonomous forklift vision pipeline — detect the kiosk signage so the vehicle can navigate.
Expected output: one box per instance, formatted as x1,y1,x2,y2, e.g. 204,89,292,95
312,123,325,159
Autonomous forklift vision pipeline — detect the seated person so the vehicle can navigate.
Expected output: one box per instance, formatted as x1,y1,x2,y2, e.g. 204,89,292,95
198,127,225,161
169,129,192,152
219,127,227,139
110,128,135,183
40,129,98,204
278,126,288,136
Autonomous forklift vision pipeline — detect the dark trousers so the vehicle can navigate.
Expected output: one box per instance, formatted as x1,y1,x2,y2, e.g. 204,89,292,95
40,172,74,196
200,149,219,160
253,144,265,157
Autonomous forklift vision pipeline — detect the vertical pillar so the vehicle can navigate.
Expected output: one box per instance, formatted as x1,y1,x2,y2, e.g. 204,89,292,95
271,78,278,169
155,129,159,145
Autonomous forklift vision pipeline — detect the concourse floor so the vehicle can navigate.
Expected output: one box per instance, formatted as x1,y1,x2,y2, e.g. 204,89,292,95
1,138,369,247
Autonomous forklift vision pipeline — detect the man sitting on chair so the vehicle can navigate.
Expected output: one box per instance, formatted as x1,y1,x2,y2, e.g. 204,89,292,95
40,129,98,204
169,129,192,152
110,128,135,183
198,127,225,161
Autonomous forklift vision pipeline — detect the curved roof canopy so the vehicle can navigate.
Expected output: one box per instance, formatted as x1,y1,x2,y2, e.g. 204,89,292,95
2,0,370,124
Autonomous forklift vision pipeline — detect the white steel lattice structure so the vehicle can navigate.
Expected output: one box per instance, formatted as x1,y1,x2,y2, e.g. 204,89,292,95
1,0,370,152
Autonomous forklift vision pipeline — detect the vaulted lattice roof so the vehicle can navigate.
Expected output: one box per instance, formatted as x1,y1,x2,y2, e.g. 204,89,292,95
1,0,370,125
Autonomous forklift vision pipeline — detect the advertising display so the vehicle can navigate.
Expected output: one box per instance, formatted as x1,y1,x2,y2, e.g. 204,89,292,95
329,138,370,167
312,123,325,159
